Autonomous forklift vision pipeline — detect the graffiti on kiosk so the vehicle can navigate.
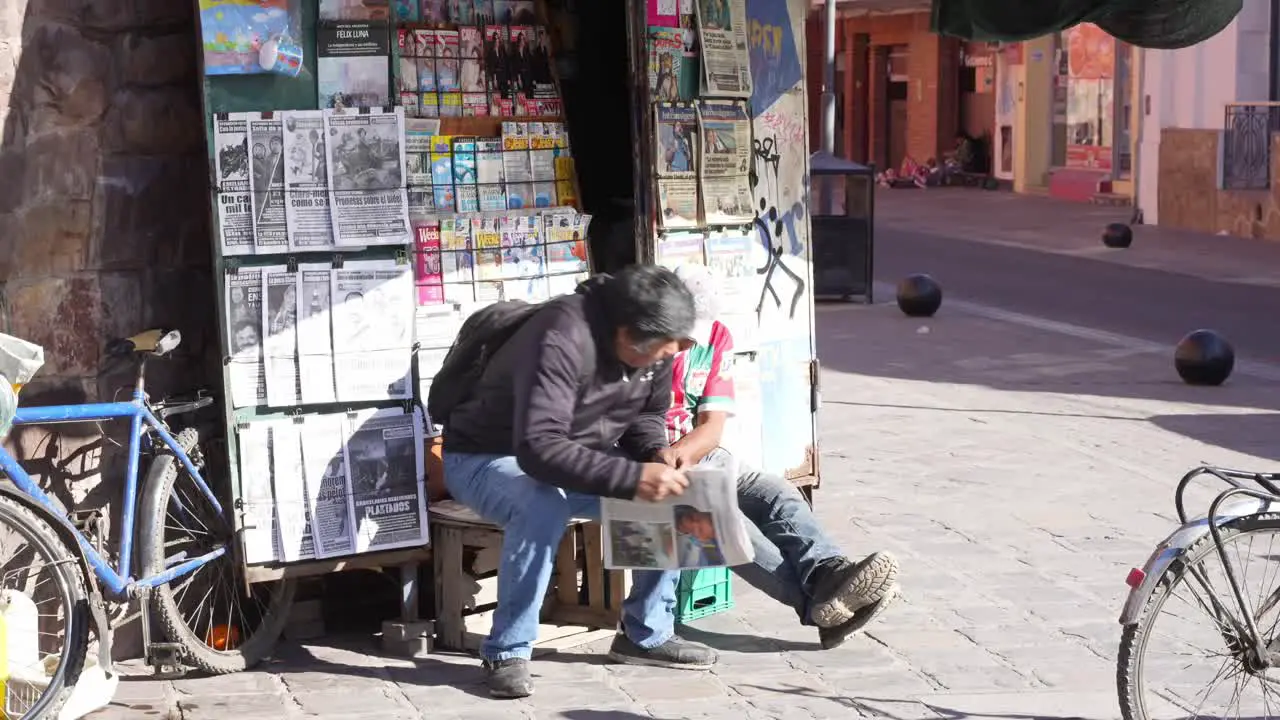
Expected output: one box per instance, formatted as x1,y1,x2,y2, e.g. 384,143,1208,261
749,131,806,320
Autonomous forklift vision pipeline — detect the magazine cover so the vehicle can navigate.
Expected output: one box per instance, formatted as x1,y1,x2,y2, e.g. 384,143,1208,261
321,0,390,20
697,100,754,225
247,113,289,252
648,27,684,102
213,112,255,256
323,107,414,247
317,20,392,109
654,103,699,229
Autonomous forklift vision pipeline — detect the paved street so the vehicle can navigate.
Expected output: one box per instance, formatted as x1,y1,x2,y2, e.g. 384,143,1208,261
94,191,1280,719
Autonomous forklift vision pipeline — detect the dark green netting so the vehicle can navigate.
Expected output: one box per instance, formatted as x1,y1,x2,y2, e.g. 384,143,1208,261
931,0,1243,49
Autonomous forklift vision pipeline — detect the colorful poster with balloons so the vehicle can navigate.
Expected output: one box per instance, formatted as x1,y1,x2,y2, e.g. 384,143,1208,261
200,0,296,76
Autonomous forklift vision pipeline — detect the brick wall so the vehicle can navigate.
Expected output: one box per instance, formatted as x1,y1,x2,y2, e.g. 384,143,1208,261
805,10,957,167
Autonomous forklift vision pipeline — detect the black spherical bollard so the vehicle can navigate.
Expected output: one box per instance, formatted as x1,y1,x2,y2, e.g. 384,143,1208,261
896,274,943,318
1174,330,1235,386
1103,223,1133,249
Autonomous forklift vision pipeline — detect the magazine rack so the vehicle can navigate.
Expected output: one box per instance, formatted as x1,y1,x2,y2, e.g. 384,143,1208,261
195,0,587,595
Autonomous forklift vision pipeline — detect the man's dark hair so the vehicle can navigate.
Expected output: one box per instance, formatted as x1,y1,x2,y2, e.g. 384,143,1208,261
605,264,696,343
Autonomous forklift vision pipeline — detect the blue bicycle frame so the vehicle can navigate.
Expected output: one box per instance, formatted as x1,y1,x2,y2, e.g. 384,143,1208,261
0,387,228,599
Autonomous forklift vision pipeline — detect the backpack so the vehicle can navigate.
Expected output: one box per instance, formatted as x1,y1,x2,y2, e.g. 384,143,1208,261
426,300,543,426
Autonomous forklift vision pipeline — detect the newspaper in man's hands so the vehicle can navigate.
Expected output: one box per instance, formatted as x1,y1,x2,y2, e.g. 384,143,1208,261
602,453,753,571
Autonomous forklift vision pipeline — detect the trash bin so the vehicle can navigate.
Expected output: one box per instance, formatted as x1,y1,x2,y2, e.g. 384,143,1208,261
809,151,874,302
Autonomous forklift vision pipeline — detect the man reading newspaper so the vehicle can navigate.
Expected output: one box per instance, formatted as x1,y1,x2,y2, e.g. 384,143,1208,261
665,263,902,649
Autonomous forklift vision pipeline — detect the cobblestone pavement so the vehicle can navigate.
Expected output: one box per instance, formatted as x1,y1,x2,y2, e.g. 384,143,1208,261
90,196,1280,719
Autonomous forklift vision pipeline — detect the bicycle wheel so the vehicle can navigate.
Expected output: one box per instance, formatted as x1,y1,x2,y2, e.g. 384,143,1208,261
1119,512,1280,719
138,428,295,674
0,494,90,718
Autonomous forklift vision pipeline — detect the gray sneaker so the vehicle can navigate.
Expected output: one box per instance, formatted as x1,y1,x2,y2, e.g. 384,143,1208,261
483,658,534,698
809,552,900,628
606,633,717,670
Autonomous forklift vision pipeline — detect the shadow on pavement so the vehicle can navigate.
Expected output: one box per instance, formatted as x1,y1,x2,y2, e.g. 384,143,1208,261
816,301,1280,463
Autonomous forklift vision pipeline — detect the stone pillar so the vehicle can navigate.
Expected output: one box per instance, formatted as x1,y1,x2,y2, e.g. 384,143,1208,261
0,0,214,659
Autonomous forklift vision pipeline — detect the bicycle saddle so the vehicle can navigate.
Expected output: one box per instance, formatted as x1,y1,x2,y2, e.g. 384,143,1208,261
105,329,182,357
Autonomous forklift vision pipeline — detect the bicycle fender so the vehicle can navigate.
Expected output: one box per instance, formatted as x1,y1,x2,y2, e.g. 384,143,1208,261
1119,496,1280,626
0,484,114,670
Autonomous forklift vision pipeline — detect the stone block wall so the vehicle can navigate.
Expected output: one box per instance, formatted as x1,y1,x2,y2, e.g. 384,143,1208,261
1157,128,1280,240
0,0,218,658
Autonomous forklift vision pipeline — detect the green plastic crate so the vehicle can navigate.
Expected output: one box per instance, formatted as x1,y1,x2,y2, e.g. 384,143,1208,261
675,567,733,622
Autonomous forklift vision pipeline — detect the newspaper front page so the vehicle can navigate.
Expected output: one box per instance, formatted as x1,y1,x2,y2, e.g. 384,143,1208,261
281,111,337,251
697,100,754,225
262,264,301,407
694,0,751,98
237,422,280,564
270,421,317,563
330,259,415,402
601,452,753,570
344,407,428,553
654,103,700,229
213,112,255,257
324,107,414,247
704,229,760,351
247,113,290,253
225,268,266,408
300,414,357,558
297,263,338,405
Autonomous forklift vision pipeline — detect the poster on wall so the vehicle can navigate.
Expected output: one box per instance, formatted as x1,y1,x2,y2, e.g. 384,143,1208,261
199,0,294,76
1064,23,1114,172
694,0,751,98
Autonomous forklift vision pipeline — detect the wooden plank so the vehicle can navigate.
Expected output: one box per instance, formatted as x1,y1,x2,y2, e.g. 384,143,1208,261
607,569,627,611
582,523,606,611
244,546,432,585
434,526,467,651
462,609,615,652
544,604,618,629
553,530,579,606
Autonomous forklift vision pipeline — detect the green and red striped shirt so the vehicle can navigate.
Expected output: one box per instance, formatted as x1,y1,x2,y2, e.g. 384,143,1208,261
666,320,736,442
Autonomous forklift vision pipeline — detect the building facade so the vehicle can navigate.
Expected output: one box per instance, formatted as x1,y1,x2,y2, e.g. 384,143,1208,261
1138,0,1277,238
806,4,1142,205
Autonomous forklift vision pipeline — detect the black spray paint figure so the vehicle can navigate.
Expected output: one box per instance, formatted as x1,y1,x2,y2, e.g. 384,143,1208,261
749,135,805,320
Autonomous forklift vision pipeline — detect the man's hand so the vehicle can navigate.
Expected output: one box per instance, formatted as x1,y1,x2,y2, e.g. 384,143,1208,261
654,446,700,469
635,463,689,503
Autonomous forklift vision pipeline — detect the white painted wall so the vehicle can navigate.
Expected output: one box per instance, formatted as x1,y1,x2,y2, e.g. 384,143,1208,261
1138,5,1272,224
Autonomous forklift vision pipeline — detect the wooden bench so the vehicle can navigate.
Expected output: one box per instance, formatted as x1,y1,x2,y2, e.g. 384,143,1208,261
430,499,630,653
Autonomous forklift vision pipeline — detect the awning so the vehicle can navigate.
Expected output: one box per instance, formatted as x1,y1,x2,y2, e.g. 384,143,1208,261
930,0,1243,49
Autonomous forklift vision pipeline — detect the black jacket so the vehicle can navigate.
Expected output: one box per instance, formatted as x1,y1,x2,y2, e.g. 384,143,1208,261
443,277,672,499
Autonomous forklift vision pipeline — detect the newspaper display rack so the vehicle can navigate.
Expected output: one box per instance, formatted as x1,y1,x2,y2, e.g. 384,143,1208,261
196,0,588,601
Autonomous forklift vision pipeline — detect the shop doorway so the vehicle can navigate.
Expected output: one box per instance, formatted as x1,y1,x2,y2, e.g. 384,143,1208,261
959,44,995,172
551,0,637,272
884,45,909,171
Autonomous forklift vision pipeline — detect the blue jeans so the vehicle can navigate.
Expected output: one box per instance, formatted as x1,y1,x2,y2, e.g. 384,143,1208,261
709,449,844,626
442,452,678,662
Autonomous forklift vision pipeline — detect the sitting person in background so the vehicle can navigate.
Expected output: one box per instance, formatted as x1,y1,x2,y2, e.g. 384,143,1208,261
665,264,901,648
944,132,977,177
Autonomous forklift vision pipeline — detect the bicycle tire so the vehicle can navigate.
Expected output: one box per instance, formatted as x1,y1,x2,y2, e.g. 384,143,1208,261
138,428,295,675
1117,512,1280,720
0,494,91,719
